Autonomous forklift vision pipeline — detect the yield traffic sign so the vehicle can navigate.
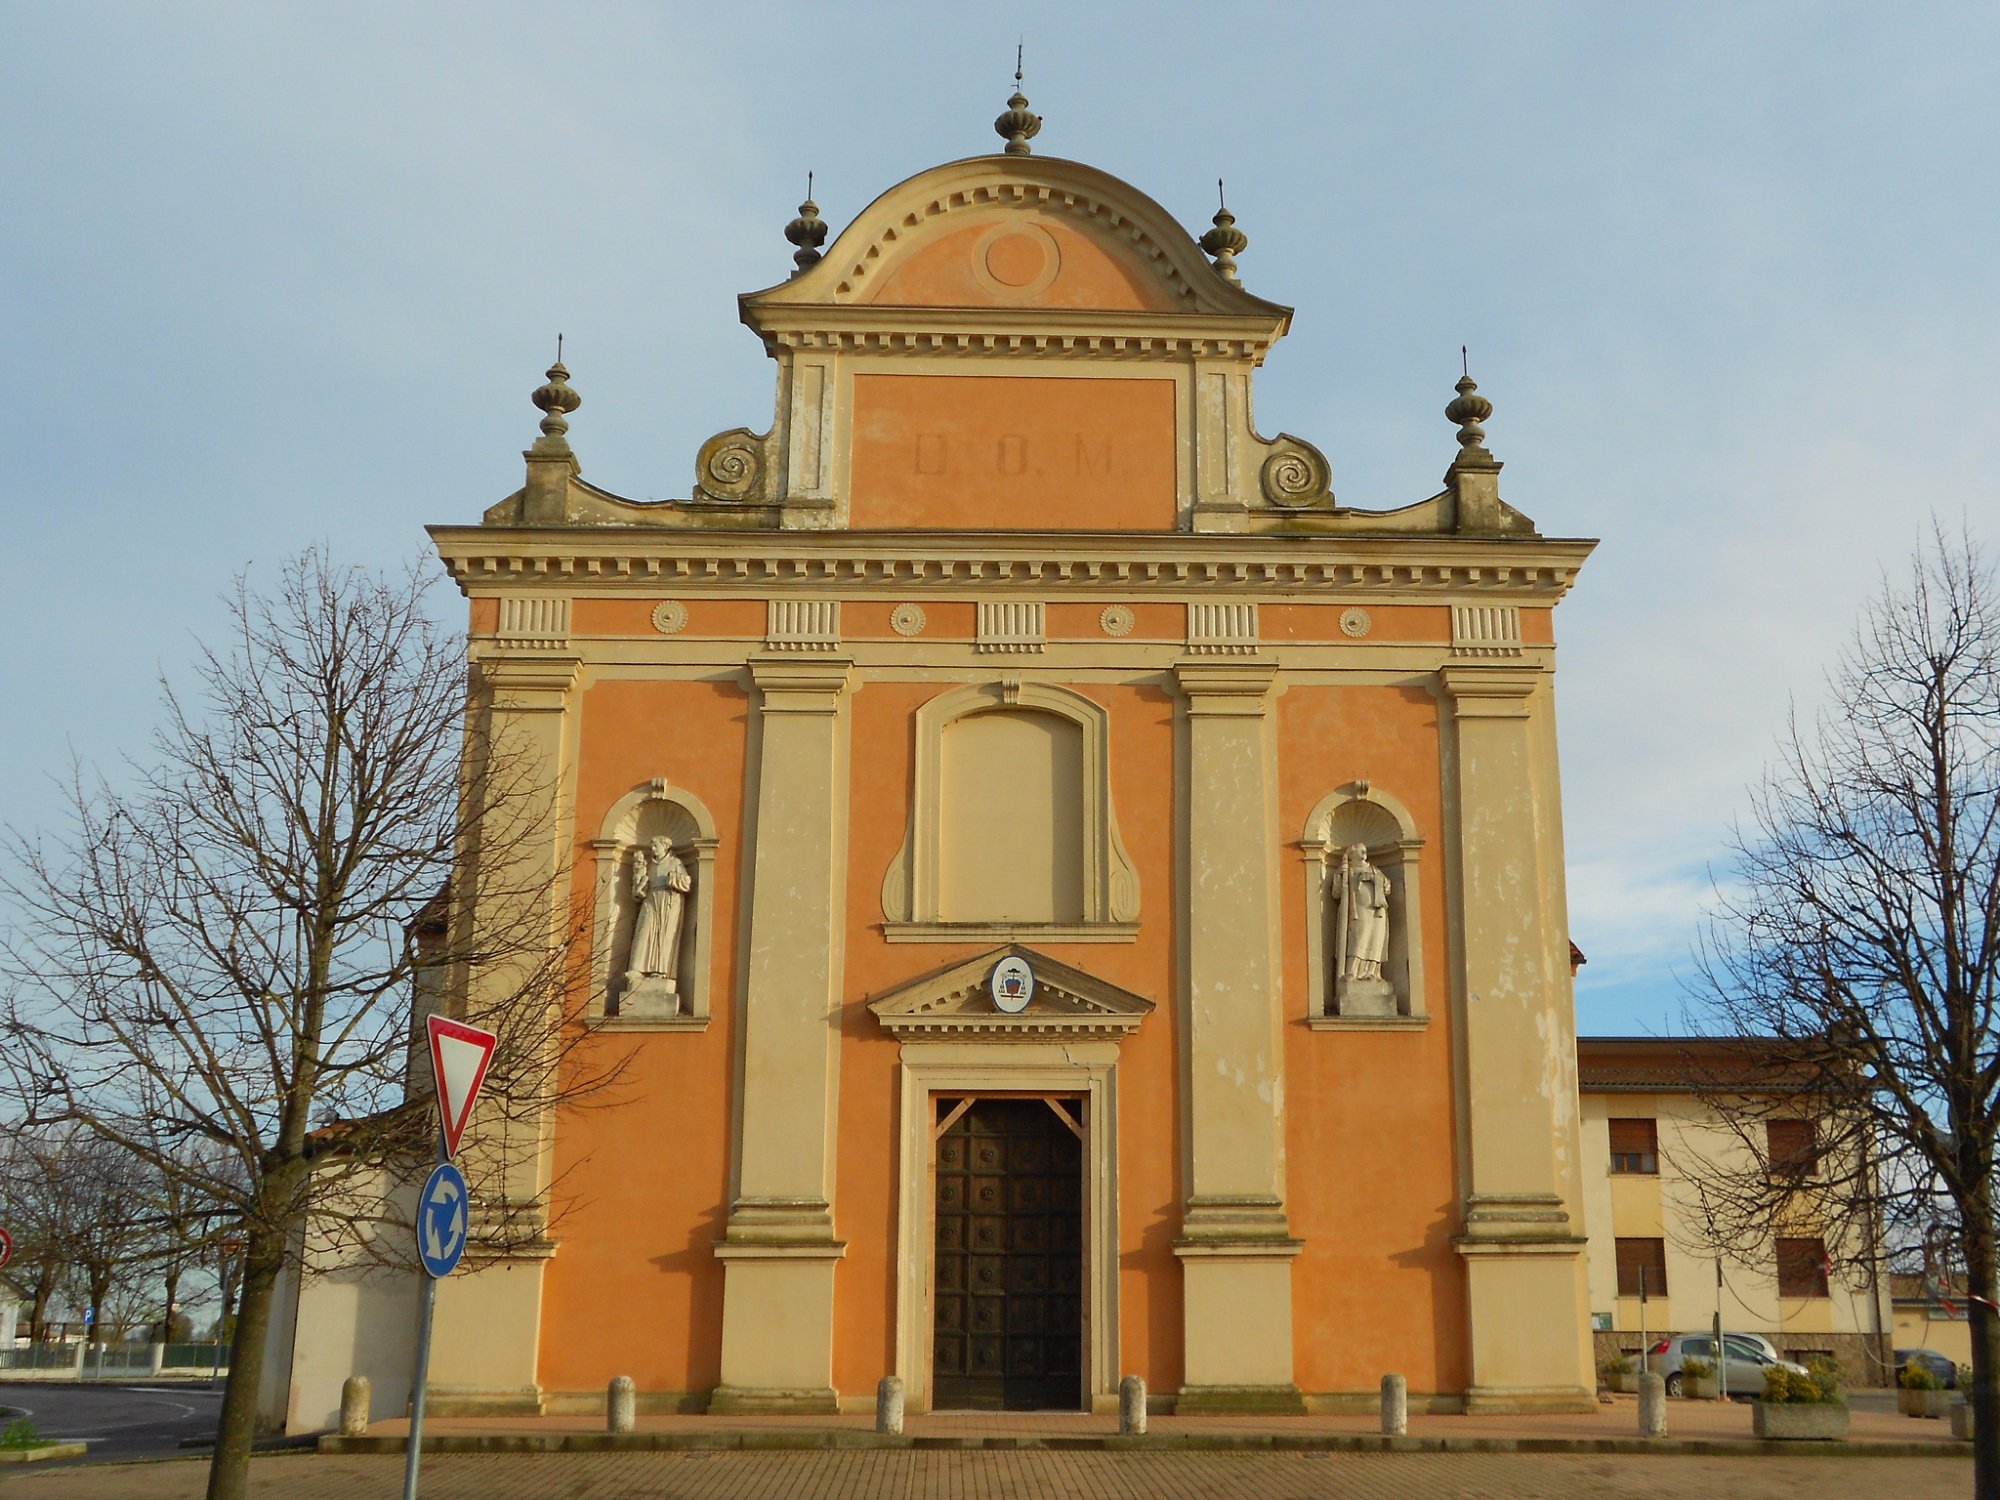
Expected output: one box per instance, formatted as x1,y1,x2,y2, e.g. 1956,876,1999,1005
425,1014,498,1160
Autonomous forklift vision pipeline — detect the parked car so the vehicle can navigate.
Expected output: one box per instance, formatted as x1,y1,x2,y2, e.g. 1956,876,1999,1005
1895,1348,1959,1388
1644,1332,1810,1397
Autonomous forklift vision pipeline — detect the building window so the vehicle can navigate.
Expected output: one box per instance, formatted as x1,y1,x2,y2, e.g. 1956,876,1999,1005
1766,1119,1820,1180
1615,1237,1668,1298
1608,1117,1659,1175
1777,1237,1831,1298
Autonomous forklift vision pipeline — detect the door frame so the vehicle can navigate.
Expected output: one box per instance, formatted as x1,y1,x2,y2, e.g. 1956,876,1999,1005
894,1041,1121,1413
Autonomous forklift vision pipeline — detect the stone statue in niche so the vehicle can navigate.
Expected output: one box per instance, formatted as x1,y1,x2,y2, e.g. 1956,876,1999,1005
1334,842,1396,1016
622,837,692,1017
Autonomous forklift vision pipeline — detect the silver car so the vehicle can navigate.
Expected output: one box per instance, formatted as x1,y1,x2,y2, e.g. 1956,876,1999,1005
1643,1332,1811,1397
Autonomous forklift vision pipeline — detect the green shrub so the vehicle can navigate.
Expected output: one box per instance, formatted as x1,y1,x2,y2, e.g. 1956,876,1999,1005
1681,1357,1715,1379
0,1418,42,1450
1604,1355,1635,1376
1765,1360,1842,1404
1900,1362,1942,1391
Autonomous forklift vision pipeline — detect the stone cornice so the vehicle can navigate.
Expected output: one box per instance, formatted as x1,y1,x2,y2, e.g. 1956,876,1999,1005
431,528,1596,602
743,306,1286,363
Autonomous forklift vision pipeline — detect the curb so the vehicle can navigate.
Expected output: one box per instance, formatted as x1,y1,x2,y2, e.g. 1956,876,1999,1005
318,1430,1970,1459
0,1443,92,1463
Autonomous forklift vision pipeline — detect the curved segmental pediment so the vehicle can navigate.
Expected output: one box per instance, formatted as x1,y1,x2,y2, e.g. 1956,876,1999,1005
745,155,1293,325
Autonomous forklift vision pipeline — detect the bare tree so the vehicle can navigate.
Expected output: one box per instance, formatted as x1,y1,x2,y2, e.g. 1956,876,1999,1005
0,1125,84,1344
0,551,617,1500
1692,524,2000,1494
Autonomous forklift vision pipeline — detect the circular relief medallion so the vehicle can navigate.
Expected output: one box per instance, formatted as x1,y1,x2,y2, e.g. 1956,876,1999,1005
651,600,689,635
889,602,927,637
1099,604,1136,637
989,955,1036,1014
971,222,1062,301
1339,607,1372,639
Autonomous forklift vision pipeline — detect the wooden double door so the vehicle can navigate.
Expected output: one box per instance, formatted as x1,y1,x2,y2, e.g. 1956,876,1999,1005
931,1096,1085,1410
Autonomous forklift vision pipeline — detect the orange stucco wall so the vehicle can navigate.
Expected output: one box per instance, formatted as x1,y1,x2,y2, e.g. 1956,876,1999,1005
537,674,752,1397
829,678,1186,1395
528,661,1473,1398
848,374,1178,532
1277,682,1468,1394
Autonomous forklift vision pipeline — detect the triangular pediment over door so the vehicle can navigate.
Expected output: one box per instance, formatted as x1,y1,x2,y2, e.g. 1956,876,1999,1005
867,945,1153,1041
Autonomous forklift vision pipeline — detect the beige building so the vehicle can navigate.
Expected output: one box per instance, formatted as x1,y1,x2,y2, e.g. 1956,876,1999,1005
263,89,1607,1429
1576,1037,1892,1385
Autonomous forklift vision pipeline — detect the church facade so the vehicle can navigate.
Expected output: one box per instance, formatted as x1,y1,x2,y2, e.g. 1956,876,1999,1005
266,97,1601,1423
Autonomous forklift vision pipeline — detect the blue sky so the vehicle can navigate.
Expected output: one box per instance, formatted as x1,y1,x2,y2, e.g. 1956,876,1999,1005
4,2,1996,1037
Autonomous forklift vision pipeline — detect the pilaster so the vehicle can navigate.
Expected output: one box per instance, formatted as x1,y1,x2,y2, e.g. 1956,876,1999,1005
1439,662,1594,1413
1170,659,1305,1413
712,655,853,1412
432,651,582,1417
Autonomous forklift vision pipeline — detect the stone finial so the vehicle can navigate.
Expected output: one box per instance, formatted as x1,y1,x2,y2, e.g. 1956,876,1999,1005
785,173,828,275
1199,182,1247,284
1445,352,1496,465
994,51,1041,155
531,338,581,441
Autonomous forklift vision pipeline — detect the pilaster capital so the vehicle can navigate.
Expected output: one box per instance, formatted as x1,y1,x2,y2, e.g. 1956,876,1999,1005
1173,659,1279,716
478,655,582,710
1437,663,1541,718
748,656,853,713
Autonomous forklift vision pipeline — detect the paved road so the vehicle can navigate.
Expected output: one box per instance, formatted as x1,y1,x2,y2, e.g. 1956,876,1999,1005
0,1380,221,1463
6,1449,1974,1500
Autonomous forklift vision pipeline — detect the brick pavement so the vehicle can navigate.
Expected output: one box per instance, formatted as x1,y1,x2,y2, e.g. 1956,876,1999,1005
6,1448,1973,1500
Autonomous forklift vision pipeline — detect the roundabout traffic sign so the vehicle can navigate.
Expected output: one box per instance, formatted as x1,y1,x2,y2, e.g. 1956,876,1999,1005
416,1161,469,1279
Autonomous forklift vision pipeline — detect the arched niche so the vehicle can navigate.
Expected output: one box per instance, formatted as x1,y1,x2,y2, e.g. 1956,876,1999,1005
588,778,719,1028
1299,782,1427,1026
881,681,1139,941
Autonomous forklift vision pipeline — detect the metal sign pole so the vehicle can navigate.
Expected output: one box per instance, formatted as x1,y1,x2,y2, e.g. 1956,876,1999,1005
401,1138,445,1500
1638,1265,1648,1376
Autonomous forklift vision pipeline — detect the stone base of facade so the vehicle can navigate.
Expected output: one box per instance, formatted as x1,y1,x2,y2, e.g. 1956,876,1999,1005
1462,1384,1598,1415
542,1387,708,1417
1175,1383,1308,1415
707,1384,842,1415
1301,1390,1465,1416
423,1385,546,1418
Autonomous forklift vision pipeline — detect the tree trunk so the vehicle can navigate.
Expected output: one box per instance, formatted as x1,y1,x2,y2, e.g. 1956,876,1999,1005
160,1268,181,1345
204,1226,280,1500
1965,1220,2000,1500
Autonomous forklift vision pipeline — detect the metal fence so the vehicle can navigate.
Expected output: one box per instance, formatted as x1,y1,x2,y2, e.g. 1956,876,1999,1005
0,1345,80,1370
163,1342,228,1369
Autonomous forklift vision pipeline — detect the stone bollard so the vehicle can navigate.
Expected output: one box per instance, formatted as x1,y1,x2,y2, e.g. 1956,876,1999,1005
1119,1375,1147,1435
1380,1373,1408,1436
339,1376,371,1436
875,1375,904,1436
1637,1373,1667,1438
607,1375,636,1434
72,1342,88,1379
